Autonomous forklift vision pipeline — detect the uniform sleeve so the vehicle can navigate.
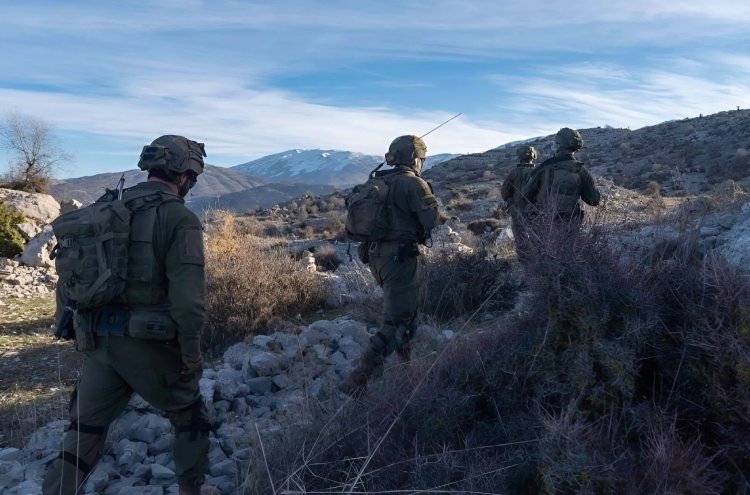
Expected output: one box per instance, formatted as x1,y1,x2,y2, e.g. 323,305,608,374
407,177,439,239
164,210,206,371
579,167,601,206
406,177,439,212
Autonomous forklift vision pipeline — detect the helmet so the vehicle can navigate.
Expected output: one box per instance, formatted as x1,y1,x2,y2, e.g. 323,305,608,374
517,145,538,163
555,128,583,151
385,135,427,166
138,135,206,178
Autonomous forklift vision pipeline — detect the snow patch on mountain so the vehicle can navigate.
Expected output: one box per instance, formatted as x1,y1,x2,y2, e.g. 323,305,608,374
232,149,459,187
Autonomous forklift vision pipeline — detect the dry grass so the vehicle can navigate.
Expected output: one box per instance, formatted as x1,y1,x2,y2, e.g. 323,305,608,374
203,211,329,352
0,296,81,448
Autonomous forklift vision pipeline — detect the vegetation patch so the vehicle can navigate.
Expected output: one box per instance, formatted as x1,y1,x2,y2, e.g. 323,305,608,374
260,218,750,494
203,211,328,353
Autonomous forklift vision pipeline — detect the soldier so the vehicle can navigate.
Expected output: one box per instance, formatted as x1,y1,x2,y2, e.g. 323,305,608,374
43,135,214,495
522,127,600,225
342,135,439,395
501,144,538,261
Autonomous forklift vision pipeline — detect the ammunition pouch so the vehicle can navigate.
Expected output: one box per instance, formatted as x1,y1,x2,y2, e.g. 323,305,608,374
95,305,129,336
55,305,75,340
127,307,177,340
394,241,419,263
73,310,96,352
357,241,371,264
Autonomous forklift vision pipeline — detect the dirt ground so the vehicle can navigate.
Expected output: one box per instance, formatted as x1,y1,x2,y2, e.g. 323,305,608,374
0,295,82,448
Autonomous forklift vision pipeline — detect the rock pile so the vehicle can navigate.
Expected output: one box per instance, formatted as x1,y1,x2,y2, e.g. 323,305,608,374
0,257,58,300
0,318,449,494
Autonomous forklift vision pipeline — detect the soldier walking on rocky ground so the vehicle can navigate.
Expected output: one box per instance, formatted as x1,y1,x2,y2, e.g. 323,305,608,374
342,135,439,396
43,135,216,495
523,127,600,231
501,144,538,262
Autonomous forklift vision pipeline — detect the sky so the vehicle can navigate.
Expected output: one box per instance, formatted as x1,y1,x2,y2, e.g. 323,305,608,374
1,0,749,178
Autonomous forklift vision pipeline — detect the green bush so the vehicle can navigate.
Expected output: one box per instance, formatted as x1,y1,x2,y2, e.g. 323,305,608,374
0,201,25,257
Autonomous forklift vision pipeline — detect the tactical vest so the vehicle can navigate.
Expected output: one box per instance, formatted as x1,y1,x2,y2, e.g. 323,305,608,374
379,169,427,242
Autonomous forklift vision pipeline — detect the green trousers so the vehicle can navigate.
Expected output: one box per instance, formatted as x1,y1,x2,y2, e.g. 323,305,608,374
366,241,420,359
42,335,209,494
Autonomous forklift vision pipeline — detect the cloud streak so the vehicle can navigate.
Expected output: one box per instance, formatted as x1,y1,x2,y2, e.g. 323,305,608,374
1,1,749,176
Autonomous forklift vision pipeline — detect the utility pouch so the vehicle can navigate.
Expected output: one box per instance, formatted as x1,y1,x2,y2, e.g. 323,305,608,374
95,305,129,336
357,241,371,264
127,308,177,340
55,305,75,340
395,242,419,262
73,311,96,352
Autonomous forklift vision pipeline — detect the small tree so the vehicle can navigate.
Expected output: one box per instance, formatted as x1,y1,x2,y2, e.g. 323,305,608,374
0,113,71,193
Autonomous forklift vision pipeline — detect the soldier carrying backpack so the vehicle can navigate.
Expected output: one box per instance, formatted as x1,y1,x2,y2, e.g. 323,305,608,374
342,135,439,396
522,127,600,223
43,135,216,495
501,144,538,262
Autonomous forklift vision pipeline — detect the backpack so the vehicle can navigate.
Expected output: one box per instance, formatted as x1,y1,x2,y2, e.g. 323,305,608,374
345,175,390,242
547,161,582,213
51,188,174,311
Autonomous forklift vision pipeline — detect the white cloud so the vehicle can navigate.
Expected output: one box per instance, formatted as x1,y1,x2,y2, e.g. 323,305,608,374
0,75,517,166
491,57,750,132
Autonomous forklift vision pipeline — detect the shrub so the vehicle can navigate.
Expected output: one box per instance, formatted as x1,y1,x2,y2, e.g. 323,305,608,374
446,196,473,211
259,213,750,494
312,244,342,271
420,250,521,321
203,211,328,353
0,201,25,257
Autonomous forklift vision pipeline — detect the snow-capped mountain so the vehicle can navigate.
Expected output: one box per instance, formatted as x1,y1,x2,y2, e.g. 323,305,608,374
232,149,458,186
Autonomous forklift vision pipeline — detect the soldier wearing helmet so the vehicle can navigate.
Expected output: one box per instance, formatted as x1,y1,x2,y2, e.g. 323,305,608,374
522,127,600,223
501,144,538,261
43,135,214,495
342,134,439,395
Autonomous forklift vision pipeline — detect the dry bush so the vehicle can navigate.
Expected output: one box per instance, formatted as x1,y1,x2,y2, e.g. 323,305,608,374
203,211,328,352
645,180,661,197
259,212,750,493
466,217,502,236
446,196,473,211
420,250,521,322
312,243,342,271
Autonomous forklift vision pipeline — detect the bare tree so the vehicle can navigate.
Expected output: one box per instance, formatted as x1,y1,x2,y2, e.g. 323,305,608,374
0,112,72,193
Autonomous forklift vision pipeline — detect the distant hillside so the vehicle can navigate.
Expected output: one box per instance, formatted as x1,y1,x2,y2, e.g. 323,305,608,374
232,149,457,187
186,182,337,214
243,109,750,231
48,165,265,205
427,109,750,198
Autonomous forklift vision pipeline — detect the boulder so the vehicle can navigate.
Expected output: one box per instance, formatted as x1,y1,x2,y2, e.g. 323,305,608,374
19,226,56,268
0,188,60,223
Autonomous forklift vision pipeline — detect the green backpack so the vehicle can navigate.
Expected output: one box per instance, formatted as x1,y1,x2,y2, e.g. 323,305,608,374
345,175,390,242
51,187,176,311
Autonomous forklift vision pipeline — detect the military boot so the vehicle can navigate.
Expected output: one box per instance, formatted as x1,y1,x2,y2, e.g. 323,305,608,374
395,343,412,362
340,355,379,396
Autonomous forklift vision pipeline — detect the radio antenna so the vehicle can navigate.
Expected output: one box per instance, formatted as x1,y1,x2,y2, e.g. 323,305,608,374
419,112,462,138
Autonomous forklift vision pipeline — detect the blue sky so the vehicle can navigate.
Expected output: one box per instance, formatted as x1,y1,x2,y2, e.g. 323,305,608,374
1,0,749,178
